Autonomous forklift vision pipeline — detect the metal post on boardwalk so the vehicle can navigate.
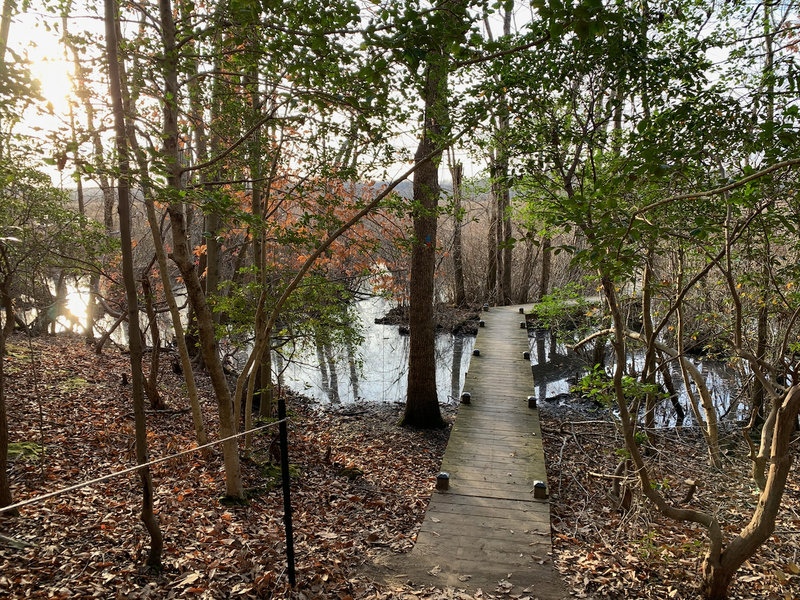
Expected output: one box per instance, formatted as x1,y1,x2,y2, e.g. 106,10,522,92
278,396,296,586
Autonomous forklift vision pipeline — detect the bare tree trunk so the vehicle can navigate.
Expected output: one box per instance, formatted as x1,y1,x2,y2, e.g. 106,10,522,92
537,236,552,302
499,181,512,304
492,167,504,303
518,233,538,303
346,338,360,401
105,0,162,565
1,282,14,341
403,2,466,428
317,339,330,395
447,151,466,307
50,270,68,335
140,273,165,410
499,3,513,305
486,173,498,303
258,346,274,417
324,343,340,404
641,253,657,434
403,114,444,426
701,385,800,600
158,0,242,499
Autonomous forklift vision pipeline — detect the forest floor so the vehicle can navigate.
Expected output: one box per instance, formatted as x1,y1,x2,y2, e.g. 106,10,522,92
1,333,799,599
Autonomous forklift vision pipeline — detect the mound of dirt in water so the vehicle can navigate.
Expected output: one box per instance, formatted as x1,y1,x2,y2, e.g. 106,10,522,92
375,303,481,335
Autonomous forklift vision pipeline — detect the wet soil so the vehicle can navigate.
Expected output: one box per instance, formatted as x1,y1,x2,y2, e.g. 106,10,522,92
374,303,482,335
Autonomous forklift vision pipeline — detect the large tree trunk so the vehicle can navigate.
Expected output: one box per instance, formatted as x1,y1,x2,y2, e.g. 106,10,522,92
403,11,462,428
158,0,243,499
403,124,445,427
105,0,162,566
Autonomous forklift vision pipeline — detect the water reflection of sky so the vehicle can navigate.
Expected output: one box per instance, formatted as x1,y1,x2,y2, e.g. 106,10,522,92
280,296,476,404
528,330,745,426
56,278,744,419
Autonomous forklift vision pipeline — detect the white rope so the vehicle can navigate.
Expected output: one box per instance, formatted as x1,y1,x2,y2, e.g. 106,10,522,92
0,418,289,515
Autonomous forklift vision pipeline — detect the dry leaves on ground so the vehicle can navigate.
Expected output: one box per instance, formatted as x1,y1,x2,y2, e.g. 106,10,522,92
540,401,800,600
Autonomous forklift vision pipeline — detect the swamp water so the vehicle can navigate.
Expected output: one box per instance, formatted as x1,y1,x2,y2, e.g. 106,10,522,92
51,283,475,406
528,328,746,427
278,297,476,405
51,281,742,423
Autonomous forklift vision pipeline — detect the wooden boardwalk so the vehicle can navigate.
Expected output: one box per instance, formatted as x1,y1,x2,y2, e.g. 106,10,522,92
374,305,567,598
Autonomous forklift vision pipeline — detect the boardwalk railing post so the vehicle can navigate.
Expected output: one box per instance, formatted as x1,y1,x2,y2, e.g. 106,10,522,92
278,396,296,587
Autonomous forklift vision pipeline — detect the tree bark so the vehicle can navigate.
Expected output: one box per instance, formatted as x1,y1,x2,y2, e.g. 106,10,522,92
140,273,165,410
537,236,552,302
486,191,498,303
518,233,538,303
258,345,274,417
105,0,162,566
641,253,657,434
701,385,800,600
448,152,466,307
403,3,466,428
158,0,243,499
403,117,445,427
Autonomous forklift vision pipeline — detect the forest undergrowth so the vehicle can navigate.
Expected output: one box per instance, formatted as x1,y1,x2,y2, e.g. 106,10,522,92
1,334,799,599
539,402,800,600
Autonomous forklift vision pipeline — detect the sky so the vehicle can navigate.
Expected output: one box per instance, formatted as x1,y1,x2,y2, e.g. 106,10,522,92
5,2,493,188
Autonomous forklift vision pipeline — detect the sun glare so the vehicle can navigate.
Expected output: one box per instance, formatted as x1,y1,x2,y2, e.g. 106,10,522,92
29,54,75,116
10,10,77,122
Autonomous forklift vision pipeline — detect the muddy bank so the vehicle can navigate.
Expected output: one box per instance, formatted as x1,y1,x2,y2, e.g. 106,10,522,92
374,303,481,335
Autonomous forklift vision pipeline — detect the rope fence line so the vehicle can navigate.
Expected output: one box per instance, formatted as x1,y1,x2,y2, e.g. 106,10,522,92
0,418,290,515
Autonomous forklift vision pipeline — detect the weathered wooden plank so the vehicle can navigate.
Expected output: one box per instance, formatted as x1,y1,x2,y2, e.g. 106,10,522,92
373,305,567,599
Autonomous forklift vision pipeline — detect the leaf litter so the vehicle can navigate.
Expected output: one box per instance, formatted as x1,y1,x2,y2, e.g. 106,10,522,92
539,401,800,599
5,334,797,598
0,333,513,599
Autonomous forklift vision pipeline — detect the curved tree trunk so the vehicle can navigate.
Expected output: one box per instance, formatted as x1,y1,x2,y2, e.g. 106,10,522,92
105,0,162,566
701,385,800,600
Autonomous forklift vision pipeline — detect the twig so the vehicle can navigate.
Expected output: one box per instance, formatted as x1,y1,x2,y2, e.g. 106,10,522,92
589,471,636,481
